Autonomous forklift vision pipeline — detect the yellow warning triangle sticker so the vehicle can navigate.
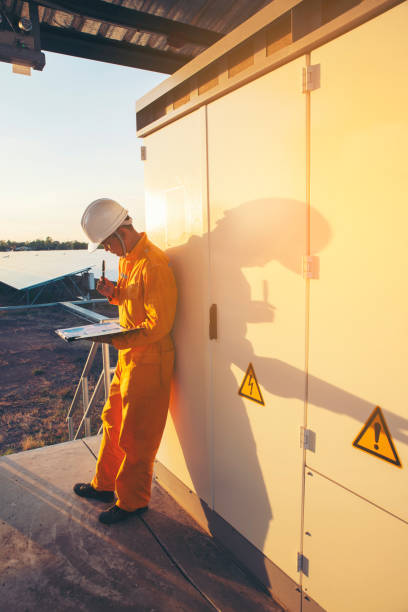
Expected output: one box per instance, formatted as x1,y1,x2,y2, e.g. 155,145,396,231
352,406,402,467
238,363,264,405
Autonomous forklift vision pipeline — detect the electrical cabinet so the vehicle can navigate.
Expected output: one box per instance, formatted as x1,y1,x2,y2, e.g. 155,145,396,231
141,3,408,609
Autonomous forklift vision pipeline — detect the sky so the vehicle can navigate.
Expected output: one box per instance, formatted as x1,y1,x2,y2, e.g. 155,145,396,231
0,51,166,242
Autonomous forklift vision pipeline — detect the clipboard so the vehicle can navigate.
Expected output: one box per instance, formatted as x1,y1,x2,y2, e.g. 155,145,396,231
56,320,129,343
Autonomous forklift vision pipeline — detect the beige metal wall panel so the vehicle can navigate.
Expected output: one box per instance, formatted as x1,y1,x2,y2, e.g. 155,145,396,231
143,108,212,505
302,470,408,612
307,2,408,521
207,58,309,582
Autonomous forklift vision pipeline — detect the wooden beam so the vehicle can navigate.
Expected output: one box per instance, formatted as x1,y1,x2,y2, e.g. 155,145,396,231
28,1,42,51
33,0,222,47
39,23,192,73
0,42,45,70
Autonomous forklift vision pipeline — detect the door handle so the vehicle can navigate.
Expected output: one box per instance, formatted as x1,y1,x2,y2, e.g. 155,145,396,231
209,303,217,340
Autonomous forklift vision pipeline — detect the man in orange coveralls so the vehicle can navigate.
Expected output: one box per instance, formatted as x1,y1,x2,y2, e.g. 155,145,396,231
74,198,177,524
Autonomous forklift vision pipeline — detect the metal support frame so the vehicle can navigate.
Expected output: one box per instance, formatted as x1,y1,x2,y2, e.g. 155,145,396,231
30,283,47,305
0,298,107,312
61,276,80,300
66,341,98,419
66,340,115,441
66,273,83,296
74,370,105,440
82,373,91,437
63,301,117,441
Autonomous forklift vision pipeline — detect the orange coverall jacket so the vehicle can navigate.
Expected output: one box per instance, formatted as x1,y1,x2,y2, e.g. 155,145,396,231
91,233,177,511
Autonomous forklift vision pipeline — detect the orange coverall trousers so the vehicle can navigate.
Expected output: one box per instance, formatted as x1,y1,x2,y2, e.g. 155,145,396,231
91,346,173,511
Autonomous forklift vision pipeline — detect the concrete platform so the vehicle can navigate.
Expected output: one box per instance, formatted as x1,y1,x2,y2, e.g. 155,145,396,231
0,437,282,612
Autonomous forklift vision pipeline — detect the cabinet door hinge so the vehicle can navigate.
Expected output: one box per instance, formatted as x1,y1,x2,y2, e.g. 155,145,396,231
302,64,320,92
302,255,319,280
140,145,147,161
300,427,316,452
297,553,309,576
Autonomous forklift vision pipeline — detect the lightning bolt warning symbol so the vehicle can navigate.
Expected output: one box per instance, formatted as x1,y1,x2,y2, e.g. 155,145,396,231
238,363,264,405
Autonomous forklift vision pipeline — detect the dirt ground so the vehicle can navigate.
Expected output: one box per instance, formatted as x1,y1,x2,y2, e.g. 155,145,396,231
0,303,117,456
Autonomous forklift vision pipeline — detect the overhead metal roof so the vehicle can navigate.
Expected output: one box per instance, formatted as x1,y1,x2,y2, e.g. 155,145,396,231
0,250,118,290
0,0,273,74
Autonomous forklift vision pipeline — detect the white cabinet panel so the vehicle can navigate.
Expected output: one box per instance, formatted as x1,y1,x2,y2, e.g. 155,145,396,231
303,470,408,612
143,108,212,504
308,2,408,520
207,58,307,581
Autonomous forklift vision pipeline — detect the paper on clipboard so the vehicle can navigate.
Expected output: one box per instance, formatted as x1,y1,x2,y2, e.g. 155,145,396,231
55,320,127,342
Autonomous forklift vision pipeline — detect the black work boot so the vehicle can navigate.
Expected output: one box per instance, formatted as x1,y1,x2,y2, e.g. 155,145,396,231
73,482,114,502
98,504,148,525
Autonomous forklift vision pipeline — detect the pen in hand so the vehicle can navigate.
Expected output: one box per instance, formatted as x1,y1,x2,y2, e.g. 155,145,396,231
97,260,114,298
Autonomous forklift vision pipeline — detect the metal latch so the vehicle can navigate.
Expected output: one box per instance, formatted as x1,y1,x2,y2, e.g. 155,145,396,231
302,255,319,280
302,64,320,92
300,427,316,452
297,553,309,576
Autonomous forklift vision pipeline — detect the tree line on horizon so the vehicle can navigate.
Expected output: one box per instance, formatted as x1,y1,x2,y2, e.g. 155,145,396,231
0,237,88,251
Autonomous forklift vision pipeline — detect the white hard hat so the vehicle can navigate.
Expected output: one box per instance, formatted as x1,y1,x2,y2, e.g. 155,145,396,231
81,198,128,252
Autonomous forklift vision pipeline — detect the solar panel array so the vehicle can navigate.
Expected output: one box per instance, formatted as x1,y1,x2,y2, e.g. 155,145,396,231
0,250,119,290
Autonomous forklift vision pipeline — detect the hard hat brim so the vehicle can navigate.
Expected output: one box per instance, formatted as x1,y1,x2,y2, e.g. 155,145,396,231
88,241,100,253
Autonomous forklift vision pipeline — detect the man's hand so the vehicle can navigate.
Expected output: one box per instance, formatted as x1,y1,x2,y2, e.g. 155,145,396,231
96,277,115,298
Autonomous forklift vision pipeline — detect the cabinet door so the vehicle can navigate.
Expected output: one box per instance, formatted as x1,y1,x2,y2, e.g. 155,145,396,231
302,470,408,612
143,108,212,504
305,3,408,609
207,57,307,583
308,1,408,520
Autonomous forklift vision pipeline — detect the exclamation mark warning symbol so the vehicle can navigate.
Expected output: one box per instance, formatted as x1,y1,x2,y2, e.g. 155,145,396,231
353,406,402,467
374,422,381,450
